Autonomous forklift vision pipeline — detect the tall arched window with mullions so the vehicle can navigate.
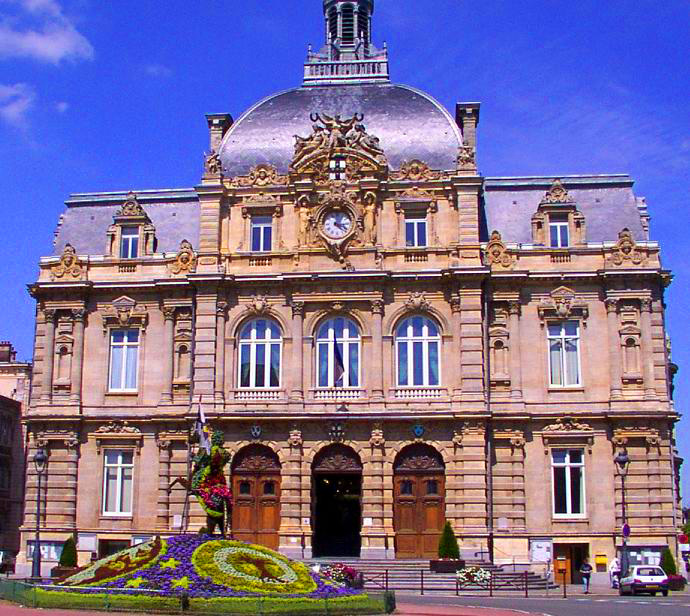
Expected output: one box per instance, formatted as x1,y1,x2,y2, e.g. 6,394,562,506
396,316,441,387
238,319,282,389
316,317,360,388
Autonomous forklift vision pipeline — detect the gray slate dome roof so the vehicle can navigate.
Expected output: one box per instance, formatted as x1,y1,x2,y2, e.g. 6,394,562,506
219,83,463,177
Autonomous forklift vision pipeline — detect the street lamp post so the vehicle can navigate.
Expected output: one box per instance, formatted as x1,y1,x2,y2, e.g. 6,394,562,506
31,447,48,580
614,450,631,577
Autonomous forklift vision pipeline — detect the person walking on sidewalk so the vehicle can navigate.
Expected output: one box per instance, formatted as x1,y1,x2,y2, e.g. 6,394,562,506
580,558,593,594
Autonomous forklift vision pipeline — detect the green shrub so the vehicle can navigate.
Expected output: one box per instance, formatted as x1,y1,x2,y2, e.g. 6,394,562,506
58,536,77,568
437,521,460,560
661,546,677,576
30,589,385,615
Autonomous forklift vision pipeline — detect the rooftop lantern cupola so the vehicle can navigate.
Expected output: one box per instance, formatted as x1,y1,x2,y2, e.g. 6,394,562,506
304,0,389,86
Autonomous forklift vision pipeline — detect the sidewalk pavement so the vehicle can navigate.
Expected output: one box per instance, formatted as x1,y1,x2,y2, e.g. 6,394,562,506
396,605,543,615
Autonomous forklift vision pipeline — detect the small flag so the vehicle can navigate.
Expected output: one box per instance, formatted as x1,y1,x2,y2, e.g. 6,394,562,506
333,332,345,387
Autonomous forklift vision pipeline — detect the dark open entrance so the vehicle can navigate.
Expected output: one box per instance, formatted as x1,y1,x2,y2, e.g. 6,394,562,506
312,444,362,558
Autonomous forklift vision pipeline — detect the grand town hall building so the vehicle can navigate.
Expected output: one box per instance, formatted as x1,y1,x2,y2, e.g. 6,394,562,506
18,0,683,579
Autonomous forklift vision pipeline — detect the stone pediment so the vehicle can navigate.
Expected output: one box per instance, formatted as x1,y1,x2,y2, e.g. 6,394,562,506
101,296,148,332
290,113,387,180
537,286,589,325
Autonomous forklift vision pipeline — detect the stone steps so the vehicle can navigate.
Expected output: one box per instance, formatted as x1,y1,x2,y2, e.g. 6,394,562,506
303,558,558,591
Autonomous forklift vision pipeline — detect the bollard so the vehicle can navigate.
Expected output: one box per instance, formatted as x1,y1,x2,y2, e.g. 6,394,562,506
524,570,529,598
420,569,424,596
562,570,567,599
456,577,459,596
385,569,389,592
489,573,493,597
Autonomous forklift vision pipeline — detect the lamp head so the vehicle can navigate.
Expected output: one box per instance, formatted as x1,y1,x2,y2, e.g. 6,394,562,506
33,447,48,474
614,450,630,476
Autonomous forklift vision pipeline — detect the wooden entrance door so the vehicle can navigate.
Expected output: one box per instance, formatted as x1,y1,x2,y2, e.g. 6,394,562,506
231,445,281,549
393,444,445,559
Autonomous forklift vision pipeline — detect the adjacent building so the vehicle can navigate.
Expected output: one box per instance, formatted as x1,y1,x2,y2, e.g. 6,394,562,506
17,0,683,580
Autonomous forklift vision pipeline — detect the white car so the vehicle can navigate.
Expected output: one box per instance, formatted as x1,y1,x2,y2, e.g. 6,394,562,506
619,565,669,596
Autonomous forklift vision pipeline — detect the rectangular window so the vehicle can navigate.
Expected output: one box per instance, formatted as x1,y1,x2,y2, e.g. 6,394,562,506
405,213,427,247
109,329,140,391
103,450,134,516
250,216,273,252
547,321,580,387
551,449,585,517
549,214,569,248
329,157,346,180
120,226,140,259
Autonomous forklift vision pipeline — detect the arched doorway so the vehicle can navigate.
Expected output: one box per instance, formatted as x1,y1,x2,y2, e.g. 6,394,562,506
231,444,281,549
393,443,446,559
312,444,362,557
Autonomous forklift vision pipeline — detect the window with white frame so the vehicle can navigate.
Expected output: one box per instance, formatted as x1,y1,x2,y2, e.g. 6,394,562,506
549,213,569,248
120,226,140,259
329,156,346,181
102,450,134,516
109,329,140,392
238,319,282,389
551,449,585,517
396,316,440,387
317,317,360,388
250,216,273,252
547,321,580,387
405,212,427,247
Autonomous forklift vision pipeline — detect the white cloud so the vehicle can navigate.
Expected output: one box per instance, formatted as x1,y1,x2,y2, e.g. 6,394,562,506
0,82,35,126
145,63,172,78
0,0,93,64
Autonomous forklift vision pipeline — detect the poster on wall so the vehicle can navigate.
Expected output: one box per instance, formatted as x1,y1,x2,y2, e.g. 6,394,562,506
530,538,553,563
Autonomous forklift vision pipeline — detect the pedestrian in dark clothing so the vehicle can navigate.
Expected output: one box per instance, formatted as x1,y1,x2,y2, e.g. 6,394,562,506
580,558,593,594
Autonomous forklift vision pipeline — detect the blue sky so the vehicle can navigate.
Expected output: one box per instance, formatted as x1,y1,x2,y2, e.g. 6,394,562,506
1,0,688,503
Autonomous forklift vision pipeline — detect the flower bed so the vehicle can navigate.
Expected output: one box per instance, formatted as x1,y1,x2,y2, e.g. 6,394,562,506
456,566,492,586
47,535,381,611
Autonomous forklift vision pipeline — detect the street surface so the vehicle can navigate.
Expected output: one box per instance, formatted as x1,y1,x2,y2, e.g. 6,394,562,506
399,593,690,616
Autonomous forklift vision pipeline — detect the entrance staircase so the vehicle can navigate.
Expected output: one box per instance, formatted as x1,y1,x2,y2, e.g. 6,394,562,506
304,558,557,593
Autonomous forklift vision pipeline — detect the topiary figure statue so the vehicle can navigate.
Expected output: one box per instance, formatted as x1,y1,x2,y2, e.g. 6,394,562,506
59,536,78,568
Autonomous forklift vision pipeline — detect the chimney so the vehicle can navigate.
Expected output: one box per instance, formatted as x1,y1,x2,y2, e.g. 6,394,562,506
0,341,16,363
206,114,234,152
455,103,481,148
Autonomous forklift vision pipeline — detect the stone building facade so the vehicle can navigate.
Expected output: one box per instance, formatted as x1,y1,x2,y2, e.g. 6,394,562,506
18,0,683,579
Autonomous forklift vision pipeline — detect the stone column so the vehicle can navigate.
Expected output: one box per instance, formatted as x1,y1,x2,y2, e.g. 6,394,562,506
370,300,384,400
606,298,623,400
214,302,228,403
41,309,56,402
508,301,523,399
157,438,172,531
160,307,176,404
450,296,463,400
70,309,86,403
290,302,305,401
279,430,305,559
640,298,657,400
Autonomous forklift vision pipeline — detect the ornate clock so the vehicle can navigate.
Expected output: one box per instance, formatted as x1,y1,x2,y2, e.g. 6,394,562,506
322,210,354,239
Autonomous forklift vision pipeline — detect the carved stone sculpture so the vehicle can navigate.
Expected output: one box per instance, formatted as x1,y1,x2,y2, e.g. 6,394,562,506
204,150,222,176
51,244,84,280
362,192,378,245
170,240,197,275
607,228,647,266
484,231,513,269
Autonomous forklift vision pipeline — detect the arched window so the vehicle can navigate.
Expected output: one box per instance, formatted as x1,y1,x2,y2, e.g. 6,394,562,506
396,316,440,387
328,7,338,41
317,317,360,388
238,319,282,389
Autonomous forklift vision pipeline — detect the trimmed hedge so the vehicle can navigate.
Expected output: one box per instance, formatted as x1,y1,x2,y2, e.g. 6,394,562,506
31,588,389,615
59,536,78,568
437,521,460,560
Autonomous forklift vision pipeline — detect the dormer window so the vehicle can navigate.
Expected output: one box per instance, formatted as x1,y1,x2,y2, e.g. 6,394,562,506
329,156,347,180
106,193,156,260
120,226,140,259
549,213,570,248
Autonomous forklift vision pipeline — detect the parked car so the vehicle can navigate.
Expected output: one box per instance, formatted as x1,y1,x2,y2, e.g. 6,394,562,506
619,566,669,596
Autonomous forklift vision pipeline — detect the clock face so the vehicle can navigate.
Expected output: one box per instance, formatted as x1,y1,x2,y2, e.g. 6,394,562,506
323,210,353,239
